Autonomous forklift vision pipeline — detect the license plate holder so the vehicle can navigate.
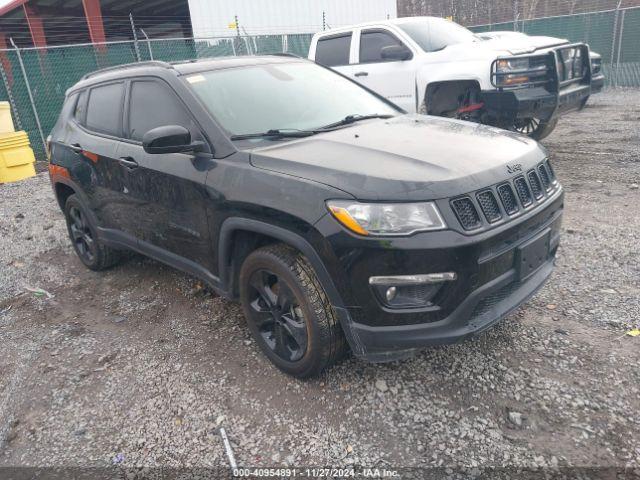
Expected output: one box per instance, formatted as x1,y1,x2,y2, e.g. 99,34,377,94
516,229,551,281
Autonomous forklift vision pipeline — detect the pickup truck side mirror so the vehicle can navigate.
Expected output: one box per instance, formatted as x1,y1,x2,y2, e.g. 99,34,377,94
142,125,204,154
380,45,412,61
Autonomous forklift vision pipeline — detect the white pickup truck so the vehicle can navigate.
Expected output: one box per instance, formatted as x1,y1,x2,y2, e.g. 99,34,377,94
308,17,604,139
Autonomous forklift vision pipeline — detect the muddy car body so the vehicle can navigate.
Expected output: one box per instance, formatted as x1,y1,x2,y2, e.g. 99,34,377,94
48,56,563,377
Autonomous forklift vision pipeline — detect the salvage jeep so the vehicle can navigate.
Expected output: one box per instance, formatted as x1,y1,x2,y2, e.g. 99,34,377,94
309,16,598,140
48,56,563,378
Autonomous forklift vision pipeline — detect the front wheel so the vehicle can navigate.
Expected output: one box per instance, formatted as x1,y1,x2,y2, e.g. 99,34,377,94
239,244,347,378
512,117,558,140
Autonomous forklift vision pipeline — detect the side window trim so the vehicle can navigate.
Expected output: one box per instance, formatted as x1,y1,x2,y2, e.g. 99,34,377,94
83,80,125,138
316,32,353,67
357,27,412,64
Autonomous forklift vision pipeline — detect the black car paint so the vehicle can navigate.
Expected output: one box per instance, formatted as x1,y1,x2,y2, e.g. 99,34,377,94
49,56,563,362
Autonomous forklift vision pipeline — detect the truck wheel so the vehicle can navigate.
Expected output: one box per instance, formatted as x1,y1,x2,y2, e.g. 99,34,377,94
239,244,347,378
64,194,122,271
513,118,558,140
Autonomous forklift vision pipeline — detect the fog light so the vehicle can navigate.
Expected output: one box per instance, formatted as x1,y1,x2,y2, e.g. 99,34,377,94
369,272,457,309
386,286,397,302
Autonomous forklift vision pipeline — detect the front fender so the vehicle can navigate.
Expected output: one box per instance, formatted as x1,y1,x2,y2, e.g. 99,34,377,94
415,61,492,108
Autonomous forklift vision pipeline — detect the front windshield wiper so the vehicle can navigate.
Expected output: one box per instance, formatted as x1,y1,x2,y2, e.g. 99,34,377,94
316,113,395,131
230,129,316,141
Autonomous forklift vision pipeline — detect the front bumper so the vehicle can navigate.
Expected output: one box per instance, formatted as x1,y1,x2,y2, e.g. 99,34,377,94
482,84,591,124
317,188,563,362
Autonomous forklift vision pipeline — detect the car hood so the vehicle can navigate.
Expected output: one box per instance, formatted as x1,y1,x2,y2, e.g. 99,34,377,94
249,115,547,201
462,35,569,56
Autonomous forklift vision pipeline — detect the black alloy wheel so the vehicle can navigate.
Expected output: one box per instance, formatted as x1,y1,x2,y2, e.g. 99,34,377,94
246,268,308,362
239,244,347,378
64,194,122,271
68,204,96,264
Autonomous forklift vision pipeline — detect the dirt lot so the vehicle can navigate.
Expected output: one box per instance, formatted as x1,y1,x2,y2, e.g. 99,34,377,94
1,89,639,475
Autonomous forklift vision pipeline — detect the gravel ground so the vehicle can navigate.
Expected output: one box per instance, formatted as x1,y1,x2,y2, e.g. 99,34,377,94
1,89,639,476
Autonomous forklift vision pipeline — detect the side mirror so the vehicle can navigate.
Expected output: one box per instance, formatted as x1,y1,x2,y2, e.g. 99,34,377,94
380,45,412,61
142,125,204,154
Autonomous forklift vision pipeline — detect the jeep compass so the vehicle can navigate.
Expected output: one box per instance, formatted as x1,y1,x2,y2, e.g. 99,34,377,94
48,56,563,377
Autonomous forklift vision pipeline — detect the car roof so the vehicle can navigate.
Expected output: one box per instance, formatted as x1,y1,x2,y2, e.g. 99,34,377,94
315,16,440,36
69,54,306,93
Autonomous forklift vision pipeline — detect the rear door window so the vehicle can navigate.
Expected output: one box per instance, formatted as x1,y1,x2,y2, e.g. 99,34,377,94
315,33,352,66
126,80,194,142
85,82,124,136
359,29,405,63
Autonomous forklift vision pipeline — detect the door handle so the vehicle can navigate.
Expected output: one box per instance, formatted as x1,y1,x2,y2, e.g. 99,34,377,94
69,143,83,153
354,71,369,77
118,156,139,169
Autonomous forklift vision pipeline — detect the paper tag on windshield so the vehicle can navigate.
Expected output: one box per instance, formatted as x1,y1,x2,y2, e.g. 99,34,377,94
186,74,205,84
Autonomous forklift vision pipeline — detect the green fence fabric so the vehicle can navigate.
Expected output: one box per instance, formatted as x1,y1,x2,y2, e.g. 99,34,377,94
0,8,636,162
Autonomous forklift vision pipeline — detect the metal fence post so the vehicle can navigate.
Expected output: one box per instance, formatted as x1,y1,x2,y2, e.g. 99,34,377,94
0,58,22,130
129,13,141,61
9,38,46,151
610,0,621,87
615,9,625,87
140,28,153,60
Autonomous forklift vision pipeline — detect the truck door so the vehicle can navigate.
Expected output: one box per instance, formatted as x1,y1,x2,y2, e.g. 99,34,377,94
352,28,417,112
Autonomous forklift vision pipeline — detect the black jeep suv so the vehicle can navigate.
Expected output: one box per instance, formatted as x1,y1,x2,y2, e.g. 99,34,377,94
49,56,563,377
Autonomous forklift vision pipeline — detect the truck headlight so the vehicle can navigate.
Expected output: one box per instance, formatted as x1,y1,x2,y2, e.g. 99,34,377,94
494,56,547,87
326,200,446,236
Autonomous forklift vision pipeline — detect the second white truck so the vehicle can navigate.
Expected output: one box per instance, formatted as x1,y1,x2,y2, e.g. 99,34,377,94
309,17,604,139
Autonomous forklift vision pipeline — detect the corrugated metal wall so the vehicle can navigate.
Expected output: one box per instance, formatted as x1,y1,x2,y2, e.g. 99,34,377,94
186,0,397,36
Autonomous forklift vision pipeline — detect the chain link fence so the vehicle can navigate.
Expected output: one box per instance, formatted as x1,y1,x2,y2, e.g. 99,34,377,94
0,6,638,162
467,6,640,87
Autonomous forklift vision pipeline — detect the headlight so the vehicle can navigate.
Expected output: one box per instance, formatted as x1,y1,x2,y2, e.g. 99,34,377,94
495,56,547,87
326,200,446,236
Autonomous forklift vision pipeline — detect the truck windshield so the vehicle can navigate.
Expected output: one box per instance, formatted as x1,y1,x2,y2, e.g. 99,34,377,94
398,18,477,52
184,62,399,137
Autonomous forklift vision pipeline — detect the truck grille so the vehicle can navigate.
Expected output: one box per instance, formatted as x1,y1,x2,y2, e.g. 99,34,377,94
476,190,502,223
514,176,533,207
527,170,544,199
450,159,559,232
451,197,482,230
497,183,519,215
556,45,588,85
537,163,551,190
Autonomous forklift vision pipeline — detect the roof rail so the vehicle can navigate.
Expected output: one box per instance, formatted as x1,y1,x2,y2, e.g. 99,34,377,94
80,60,173,80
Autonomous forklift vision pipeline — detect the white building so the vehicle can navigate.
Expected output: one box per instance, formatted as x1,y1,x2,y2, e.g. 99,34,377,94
187,0,397,37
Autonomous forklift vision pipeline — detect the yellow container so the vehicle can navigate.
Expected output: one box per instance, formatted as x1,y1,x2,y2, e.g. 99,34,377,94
0,131,36,184
0,102,15,134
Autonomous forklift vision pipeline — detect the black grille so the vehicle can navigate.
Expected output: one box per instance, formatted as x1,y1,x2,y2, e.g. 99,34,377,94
528,170,544,199
545,159,556,181
538,164,551,190
476,190,502,223
514,176,533,207
471,280,522,319
497,183,519,215
451,197,482,230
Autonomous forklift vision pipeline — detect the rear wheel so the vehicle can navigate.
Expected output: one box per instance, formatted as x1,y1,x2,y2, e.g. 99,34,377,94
239,244,347,378
64,195,122,271
513,117,558,140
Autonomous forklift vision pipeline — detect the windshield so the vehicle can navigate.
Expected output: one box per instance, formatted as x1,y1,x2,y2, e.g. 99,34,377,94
398,18,477,52
184,62,398,136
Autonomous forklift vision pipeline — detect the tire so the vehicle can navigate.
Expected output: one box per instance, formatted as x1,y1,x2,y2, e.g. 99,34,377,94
239,244,347,378
513,117,558,140
64,194,122,271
